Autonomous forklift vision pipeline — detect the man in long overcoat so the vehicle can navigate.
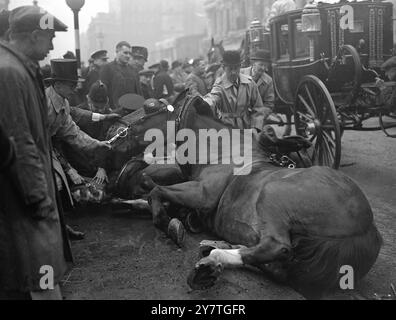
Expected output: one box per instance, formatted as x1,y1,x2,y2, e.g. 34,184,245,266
204,51,270,131
0,6,70,300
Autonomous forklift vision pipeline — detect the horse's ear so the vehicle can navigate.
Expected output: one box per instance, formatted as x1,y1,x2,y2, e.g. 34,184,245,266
193,97,214,117
211,37,215,46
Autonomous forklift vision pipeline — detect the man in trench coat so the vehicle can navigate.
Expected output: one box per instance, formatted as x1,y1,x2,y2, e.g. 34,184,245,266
0,6,70,300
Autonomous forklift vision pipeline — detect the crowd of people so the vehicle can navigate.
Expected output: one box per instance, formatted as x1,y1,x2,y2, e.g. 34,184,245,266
0,2,286,300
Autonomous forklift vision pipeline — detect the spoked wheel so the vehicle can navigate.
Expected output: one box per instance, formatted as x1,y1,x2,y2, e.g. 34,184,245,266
328,45,363,105
379,112,396,138
294,75,342,169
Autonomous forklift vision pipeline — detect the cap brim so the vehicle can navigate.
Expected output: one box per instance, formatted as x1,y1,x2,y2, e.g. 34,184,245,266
44,77,85,83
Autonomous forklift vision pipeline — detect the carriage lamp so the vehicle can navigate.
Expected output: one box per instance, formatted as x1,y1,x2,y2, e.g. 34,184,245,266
302,2,321,62
302,2,321,34
248,19,265,54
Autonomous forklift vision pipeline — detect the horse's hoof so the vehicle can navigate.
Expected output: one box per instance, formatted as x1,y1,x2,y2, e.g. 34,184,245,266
168,218,186,247
185,212,203,234
187,259,223,290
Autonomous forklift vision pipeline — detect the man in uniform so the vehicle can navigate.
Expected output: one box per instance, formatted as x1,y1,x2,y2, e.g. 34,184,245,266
100,41,142,107
130,46,148,73
83,49,109,96
186,58,208,97
0,5,69,300
204,51,270,132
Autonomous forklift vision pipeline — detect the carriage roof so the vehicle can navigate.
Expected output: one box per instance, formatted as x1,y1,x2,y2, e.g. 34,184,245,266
268,0,393,67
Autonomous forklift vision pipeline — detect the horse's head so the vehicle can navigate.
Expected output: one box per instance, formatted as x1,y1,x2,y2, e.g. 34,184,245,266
208,38,225,64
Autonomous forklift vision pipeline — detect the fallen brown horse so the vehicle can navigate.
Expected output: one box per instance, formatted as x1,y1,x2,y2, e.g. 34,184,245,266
114,95,383,294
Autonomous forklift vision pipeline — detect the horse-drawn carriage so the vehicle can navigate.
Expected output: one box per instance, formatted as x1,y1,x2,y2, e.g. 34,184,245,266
244,0,396,169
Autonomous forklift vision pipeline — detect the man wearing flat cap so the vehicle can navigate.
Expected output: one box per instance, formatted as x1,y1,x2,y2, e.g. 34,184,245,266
204,50,270,132
0,5,70,300
130,46,148,73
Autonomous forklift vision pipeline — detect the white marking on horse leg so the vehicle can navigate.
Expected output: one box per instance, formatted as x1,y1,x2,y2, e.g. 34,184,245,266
209,249,244,268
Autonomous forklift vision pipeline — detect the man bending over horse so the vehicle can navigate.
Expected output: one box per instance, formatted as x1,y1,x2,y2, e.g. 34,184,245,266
203,50,272,133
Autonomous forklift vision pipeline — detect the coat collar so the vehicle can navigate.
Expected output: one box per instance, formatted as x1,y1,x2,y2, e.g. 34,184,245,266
220,73,251,89
46,86,68,113
0,41,40,80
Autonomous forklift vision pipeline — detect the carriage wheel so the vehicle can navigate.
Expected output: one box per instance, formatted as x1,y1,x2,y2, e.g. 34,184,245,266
379,112,396,138
329,45,363,105
294,75,342,169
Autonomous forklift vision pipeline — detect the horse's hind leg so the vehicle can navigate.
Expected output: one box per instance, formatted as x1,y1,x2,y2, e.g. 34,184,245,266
188,236,292,290
149,179,224,247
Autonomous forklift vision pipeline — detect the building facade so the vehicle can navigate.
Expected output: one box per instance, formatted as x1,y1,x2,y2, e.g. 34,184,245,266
0,0,9,10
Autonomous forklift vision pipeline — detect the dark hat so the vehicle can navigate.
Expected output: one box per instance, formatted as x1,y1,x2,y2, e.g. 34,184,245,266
9,6,68,33
118,94,145,111
143,99,162,114
63,51,76,59
46,59,84,83
132,46,148,61
160,60,169,70
149,63,160,70
139,69,155,77
250,49,271,62
0,10,10,37
222,50,241,66
172,60,182,69
91,49,109,60
88,80,109,103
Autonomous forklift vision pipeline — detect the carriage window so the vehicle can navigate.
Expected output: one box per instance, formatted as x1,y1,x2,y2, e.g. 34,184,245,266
293,19,310,58
350,20,364,33
279,24,290,60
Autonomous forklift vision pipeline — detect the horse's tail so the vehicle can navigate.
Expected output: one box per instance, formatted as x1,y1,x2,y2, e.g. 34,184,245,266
287,223,383,293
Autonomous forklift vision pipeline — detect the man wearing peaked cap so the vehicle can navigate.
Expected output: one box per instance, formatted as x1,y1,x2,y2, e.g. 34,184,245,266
83,50,109,96
204,50,270,131
0,5,69,300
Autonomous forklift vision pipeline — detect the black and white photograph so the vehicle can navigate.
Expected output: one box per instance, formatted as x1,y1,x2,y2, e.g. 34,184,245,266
0,0,395,305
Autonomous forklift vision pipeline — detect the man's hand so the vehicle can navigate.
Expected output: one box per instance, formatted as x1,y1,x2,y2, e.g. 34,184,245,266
93,167,108,185
97,141,112,151
31,196,54,221
67,168,85,185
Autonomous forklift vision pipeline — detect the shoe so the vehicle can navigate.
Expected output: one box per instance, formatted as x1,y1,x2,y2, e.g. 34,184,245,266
167,218,185,247
66,225,85,241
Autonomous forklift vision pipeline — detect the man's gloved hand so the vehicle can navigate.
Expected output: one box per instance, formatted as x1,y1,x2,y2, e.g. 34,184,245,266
97,141,112,151
67,168,85,185
31,196,54,220
93,167,108,185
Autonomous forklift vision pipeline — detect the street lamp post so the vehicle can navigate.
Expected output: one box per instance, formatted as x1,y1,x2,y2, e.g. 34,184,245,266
66,0,85,77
